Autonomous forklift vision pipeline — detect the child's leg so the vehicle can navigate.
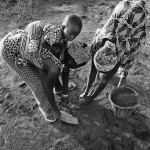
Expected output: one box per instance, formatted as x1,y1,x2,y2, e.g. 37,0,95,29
54,77,63,92
54,77,76,95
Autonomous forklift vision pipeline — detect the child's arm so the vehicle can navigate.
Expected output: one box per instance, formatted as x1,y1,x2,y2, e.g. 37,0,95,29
61,65,70,105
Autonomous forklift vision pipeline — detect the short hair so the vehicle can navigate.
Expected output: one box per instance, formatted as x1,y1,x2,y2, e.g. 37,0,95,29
63,14,82,36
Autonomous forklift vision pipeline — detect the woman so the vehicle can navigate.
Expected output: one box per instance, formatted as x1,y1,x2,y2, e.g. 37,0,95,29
0,14,83,122
80,0,148,107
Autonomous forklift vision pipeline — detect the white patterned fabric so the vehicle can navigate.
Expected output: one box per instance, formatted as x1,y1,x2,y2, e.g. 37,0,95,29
67,41,91,65
94,41,117,72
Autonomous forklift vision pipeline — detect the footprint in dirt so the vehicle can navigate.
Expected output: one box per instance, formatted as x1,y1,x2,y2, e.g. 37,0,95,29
19,82,27,89
0,98,4,104
2,102,16,114
134,130,150,143
0,136,6,149
18,104,32,113
17,103,38,116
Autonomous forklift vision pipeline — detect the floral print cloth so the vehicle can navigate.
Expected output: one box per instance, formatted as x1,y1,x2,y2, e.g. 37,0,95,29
17,21,67,69
92,0,148,73
43,24,67,46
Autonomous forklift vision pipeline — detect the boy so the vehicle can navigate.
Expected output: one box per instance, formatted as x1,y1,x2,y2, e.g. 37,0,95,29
57,41,91,107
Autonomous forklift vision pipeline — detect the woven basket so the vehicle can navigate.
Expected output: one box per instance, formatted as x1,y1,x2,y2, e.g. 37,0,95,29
109,86,139,118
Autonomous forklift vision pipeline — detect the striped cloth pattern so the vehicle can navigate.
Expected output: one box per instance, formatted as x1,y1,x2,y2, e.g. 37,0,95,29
67,41,91,65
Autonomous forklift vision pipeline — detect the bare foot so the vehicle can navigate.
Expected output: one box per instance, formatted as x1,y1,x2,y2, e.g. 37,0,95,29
39,107,56,123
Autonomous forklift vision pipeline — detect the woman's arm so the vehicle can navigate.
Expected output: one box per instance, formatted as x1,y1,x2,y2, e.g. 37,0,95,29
81,36,111,99
81,57,97,98
80,61,120,107
90,62,120,99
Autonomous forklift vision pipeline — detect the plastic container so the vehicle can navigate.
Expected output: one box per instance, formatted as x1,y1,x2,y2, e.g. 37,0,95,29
109,86,139,118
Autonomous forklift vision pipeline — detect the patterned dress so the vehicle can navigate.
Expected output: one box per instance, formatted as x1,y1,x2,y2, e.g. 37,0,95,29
2,20,67,68
92,0,148,74
0,20,68,112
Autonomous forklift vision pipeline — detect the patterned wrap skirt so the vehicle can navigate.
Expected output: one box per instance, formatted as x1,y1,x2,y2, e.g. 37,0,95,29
0,29,53,112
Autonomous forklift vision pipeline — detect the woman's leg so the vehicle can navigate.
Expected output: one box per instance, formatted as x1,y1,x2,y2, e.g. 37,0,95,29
1,50,56,121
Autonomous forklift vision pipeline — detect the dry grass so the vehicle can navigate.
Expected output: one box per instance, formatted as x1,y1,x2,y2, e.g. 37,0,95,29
0,0,40,23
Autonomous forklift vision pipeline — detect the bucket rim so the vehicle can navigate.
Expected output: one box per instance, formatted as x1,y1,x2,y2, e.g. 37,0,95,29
109,86,139,109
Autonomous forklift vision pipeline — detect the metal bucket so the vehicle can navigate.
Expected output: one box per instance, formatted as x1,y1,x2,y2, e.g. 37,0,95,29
109,86,139,118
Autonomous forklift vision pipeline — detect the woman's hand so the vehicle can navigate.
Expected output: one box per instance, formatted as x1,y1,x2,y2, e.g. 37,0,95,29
79,91,88,101
79,96,93,108
53,109,61,119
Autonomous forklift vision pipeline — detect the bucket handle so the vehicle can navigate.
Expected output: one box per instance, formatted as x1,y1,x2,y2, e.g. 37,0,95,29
117,72,126,87
117,73,138,95
133,104,141,113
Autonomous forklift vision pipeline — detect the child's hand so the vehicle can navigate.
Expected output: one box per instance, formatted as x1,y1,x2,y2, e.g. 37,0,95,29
59,51,64,61
62,96,69,106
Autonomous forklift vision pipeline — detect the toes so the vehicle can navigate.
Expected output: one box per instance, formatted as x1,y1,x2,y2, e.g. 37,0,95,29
46,115,55,121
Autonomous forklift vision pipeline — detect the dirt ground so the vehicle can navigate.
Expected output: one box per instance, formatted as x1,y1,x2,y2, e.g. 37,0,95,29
0,0,150,149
